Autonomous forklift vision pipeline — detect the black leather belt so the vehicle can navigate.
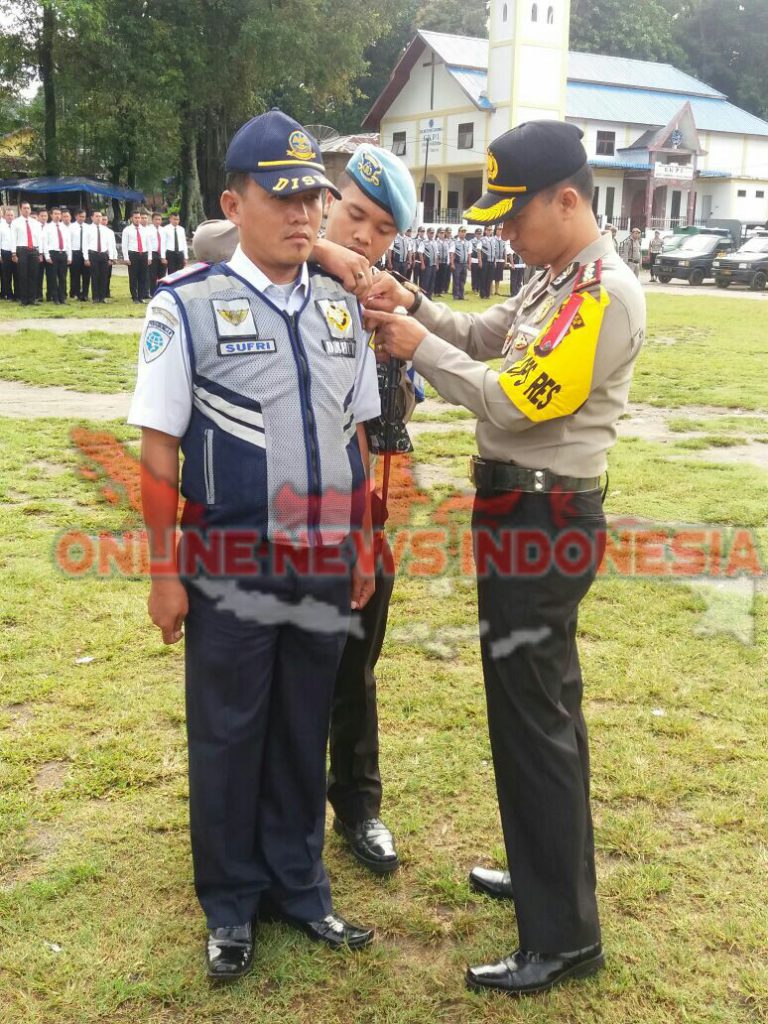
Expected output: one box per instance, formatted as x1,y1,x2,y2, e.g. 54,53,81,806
470,456,600,493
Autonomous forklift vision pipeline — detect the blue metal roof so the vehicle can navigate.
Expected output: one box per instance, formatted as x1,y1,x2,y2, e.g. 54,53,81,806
589,159,652,171
567,52,724,99
446,66,494,111
566,82,768,137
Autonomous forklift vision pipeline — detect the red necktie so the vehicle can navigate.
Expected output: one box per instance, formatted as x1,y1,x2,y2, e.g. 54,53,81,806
57,225,63,249
156,228,161,249
26,219,33,247
137,227,143,254
96,227,101,252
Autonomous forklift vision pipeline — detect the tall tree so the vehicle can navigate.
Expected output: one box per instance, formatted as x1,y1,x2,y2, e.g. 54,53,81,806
569,0,686,64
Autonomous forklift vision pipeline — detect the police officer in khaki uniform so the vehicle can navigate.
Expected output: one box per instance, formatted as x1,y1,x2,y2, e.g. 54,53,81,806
365,120,645,997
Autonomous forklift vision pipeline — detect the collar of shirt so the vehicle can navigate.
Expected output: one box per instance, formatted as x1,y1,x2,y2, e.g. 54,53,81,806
548,233,614,286
227,243,309,314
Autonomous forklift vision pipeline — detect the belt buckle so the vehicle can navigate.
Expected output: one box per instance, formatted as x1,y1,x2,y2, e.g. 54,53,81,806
533,469,546,492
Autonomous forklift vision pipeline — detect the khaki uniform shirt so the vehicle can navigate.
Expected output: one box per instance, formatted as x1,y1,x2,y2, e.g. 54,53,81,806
411,234,646,477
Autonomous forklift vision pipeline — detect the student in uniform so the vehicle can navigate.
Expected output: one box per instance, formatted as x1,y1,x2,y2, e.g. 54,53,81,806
164,213,188,274
42,207,72,304
365,120,646,998
148,211,167,294
69,210,90,301
413,226,425,287
451,225,470,299
85,210,116,303
35,209,48,300
129,110,378,982
470,227,482,293
11,201,43,306
0,206,15,300
478,225,494,299
493,224,507,296
123,210,150,303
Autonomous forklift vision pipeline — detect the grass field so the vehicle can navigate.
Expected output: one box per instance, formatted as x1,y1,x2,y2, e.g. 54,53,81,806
1,291,767,1023
0,273,144,320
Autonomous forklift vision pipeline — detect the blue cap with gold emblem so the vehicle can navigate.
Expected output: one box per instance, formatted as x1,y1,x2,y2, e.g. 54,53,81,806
345,144,417,232
464,120,587,224
225,108,341,199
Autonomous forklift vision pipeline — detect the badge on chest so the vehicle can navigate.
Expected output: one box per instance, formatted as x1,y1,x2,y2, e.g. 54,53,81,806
212,299,258,338
316,298,356,357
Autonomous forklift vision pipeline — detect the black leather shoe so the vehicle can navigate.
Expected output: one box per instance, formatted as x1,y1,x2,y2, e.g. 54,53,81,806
333,817,399,874
282,911,374,950
466,944,604,996
205,923,254,981
469,866,514,901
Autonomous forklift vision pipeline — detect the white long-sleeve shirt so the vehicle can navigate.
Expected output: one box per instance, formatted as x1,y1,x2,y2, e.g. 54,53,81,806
42,221,72,259
0,219,12,251
69,220,88,254
147,224,166,258
122,223,149,257
85,223,117,259
11,215,43,249
162,223,188,258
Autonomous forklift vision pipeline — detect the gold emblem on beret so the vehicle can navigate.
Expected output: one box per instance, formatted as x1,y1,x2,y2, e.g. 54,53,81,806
487,150,499,182
358,150,383,187
287,130,316,162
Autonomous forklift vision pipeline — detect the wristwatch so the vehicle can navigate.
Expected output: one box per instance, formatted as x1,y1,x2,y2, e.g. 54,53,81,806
391,271,424,315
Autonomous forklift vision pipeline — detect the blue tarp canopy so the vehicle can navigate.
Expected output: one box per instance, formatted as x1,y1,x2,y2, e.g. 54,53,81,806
6,176,145,201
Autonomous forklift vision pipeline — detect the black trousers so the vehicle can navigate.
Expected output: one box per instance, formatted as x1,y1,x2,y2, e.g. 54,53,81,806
452,262,468,299
45,251,68,303
421,264,437,299
184,557,351,928
328,534,394,824
16,246,40,305
471,487,605,951
149,253,164,294
88,251,109,301
1,249,15,299
36,254,45,299
127,251,149,300
470,261,480,292
511,267,525,296
412,262,422,288
479,261,495,299
166,251,185,275
70,251,90,299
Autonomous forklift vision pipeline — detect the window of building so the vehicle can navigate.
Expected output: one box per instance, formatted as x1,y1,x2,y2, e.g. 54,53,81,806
596,130,616,157
547,5,554,23
737,189,747,198
757,190,765,198
605,186,615,222
531,3,538,22
502,3,508,21
458,122,474,150
592,187,600,216
392,131,406,157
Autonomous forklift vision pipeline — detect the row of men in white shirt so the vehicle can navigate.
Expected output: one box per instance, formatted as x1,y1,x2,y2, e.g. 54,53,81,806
0,203,188,306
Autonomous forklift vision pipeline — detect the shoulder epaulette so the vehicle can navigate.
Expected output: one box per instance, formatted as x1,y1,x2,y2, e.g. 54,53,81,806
307,262,345,287
158,261,210,287
573,259,603,294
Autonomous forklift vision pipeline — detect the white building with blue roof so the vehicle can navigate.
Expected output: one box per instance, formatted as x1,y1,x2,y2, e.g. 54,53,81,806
362,0,768,230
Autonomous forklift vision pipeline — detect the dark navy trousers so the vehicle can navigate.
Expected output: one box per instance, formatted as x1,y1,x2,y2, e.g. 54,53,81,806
183,559,351,928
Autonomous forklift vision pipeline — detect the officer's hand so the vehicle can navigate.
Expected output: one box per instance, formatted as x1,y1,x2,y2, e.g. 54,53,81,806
351,563,375,611
11,254,17,263
148,577,188,644
311,237,373,298
364,272,414,313
363,308,428,360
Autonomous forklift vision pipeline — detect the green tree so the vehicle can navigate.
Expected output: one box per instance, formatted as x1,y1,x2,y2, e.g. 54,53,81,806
416,0,488,37
570,0,686,64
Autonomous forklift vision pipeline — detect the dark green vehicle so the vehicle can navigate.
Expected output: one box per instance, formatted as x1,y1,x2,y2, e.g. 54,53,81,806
713,233,768,291
656,233,736,286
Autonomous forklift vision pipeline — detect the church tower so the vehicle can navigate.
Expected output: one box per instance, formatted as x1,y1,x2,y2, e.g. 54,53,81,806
487,0,572,139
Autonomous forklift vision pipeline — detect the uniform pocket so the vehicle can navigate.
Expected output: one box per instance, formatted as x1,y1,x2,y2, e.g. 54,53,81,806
203,429,215,505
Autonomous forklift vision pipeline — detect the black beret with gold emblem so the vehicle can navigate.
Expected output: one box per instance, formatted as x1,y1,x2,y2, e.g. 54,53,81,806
464,120,588,224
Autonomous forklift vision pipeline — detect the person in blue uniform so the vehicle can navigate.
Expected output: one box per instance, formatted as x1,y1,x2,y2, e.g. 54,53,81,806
129,109,380,982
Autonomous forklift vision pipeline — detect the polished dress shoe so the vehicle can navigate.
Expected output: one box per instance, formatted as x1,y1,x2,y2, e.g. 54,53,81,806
333,815,399,872
281,911,374,950
469,866,514,900
205,923,254,981
466,943,604,996
334,817,399,874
